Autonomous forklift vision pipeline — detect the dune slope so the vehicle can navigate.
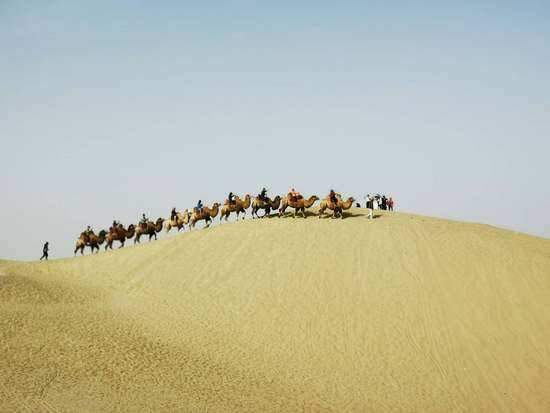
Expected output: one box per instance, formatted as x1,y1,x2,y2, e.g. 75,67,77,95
1,210,550,412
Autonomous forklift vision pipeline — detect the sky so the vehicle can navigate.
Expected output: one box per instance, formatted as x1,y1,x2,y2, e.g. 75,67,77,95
1,1,549,260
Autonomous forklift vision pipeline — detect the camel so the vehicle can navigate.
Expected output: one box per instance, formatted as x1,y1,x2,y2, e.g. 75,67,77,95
165,210,190,233
74,230,108,255
279,195,319,218
251,195,281,218
190,203,220,229
319,196,355,219
220,194,251,222
105,224,136,250
134,218,165,243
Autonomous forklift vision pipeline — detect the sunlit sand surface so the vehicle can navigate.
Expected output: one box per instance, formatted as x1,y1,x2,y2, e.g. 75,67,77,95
2,209,549,412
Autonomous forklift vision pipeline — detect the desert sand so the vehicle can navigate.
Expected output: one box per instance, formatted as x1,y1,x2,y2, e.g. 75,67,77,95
1,209,550,412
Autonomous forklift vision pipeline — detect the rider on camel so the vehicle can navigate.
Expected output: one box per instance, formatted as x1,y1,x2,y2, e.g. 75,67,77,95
259,187,268,202
170,207,177,223
140,214,148,227
289,188,301,202
228,192,235,205
196,200,203,214
328,189,338,207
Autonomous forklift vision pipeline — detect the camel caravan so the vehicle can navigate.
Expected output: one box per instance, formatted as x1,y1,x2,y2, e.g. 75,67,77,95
72,188,375,256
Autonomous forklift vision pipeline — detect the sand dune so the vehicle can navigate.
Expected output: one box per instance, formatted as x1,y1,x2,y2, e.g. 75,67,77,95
1,209,550,412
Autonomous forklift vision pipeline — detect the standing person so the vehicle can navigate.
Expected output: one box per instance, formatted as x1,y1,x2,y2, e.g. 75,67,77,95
372,196,378,210
381,195,387,210
388,197,394,211
40,242,49,261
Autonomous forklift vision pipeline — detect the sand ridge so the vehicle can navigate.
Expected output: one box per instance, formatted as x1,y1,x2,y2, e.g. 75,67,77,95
1,209,550,412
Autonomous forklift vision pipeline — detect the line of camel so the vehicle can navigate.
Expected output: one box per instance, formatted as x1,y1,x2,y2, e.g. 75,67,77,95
74,192,356,255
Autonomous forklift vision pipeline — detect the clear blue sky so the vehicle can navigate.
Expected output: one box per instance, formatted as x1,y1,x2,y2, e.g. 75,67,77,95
1,1,549,260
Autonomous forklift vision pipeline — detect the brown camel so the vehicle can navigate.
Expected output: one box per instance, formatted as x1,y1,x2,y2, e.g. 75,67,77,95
251,195,281,218
165,210,190,233
74,230,108,255
190,203,220,229
105,224,136,250
220,194,251,221
319,196,355,219
279,195,319,218
134,218,165,243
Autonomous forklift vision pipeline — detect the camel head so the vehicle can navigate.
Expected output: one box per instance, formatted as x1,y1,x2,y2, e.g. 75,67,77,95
210,203,220,217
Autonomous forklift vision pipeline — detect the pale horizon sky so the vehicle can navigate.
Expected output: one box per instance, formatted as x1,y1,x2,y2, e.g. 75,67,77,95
1,1,549,260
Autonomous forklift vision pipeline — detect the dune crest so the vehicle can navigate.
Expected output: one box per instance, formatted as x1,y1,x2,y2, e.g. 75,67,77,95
1,210,550,412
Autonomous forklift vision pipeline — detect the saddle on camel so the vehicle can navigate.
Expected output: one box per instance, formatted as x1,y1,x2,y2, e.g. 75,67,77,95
288,188,302,203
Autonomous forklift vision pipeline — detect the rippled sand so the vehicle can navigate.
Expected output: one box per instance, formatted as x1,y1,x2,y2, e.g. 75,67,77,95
1,209,550,412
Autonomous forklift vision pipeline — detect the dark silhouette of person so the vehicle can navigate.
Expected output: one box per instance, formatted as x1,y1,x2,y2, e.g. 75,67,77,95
259,187,267,201
329,189,338,206
40,242,49,261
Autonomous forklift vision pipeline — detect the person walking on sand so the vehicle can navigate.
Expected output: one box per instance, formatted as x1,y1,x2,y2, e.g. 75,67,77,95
40,242,49,261
365,194,372,209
